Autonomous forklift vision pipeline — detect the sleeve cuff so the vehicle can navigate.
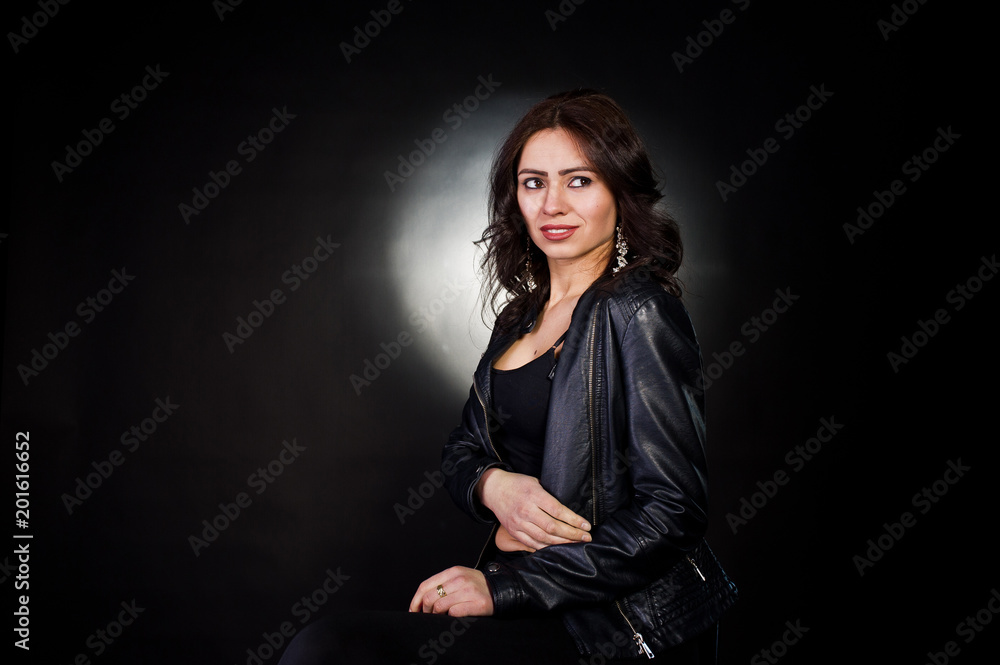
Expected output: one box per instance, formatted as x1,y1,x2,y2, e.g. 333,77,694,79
482,560,526,615
468,461,512,523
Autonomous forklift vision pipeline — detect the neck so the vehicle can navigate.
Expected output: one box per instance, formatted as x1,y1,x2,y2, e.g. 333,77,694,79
546,249,611,305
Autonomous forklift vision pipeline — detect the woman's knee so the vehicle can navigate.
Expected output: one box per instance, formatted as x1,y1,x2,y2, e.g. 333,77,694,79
275,615,341,665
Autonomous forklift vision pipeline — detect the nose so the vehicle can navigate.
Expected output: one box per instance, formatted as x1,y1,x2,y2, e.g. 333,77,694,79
541,186,567,217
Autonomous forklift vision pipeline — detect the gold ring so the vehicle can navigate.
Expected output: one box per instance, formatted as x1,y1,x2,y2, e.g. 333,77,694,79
436,584,447,598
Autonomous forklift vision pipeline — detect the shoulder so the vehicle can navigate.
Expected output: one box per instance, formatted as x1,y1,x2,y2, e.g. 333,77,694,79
592,274,695,341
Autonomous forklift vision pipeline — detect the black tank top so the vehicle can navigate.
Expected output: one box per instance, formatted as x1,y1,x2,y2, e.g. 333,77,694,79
490,331,567,477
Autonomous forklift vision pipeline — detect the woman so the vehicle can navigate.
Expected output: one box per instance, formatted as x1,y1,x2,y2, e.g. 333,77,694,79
279,89,736,664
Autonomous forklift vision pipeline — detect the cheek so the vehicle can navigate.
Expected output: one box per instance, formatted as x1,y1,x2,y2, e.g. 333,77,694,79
582,194,617,232
517,191,539,219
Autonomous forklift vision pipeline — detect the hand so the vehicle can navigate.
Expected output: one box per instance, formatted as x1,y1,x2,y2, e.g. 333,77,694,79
409,566,494,617
495,525,534,553
477,469,591,551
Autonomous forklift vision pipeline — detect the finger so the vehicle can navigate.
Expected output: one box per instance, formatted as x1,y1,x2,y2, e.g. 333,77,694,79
446,597,488,618
428,582,455,614
514,525,581,550
520,507,592,545
534,495,591,531
408,573,450,612
539,509,592,541
510,529,548,551
409,587,438,613
505,514,576,550
495,526,535,553
415,587,443,614
425,573,465,614
408,583,433,612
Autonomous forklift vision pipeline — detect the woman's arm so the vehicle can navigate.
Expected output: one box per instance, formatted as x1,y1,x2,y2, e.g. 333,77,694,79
494,524,533,552
484,293,710,614
409,566,494,617
442,379,591,548
478,468,591,550
441,385,512,524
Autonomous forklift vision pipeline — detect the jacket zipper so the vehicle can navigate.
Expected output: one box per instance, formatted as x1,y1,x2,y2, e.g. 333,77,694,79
616,600,655,658
587,315,599,524
586,315,654,659
474,379,502,462
473,379,503,570
686,555,706,582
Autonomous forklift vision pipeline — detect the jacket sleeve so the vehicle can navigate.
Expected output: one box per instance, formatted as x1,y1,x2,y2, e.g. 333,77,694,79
442,384,514,525
484,292,710,614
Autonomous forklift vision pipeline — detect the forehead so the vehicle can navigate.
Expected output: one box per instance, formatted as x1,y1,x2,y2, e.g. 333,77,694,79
519,128,590,167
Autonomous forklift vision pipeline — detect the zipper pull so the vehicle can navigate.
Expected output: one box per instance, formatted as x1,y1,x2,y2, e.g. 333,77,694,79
633,631,655,659
686,555,706,582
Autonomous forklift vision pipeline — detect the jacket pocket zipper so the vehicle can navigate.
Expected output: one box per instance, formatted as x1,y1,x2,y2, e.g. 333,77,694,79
686,555,706,582
616,600,655,659
614,555,706,658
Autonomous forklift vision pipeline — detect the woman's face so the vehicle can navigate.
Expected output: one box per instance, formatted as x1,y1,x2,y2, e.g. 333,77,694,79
516,127,617,272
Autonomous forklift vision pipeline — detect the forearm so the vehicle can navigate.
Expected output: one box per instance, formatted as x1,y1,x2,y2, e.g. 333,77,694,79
484,495,707,614
442,389,510,524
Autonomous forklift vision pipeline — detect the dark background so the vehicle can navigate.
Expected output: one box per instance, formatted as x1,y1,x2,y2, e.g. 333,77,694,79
4,1,995,663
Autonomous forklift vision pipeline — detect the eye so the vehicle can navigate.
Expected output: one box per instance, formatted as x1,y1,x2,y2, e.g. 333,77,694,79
568,176,591,188
522,177,544,190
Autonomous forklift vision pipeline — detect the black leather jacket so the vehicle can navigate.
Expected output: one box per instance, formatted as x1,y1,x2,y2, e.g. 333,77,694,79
443,276,738,659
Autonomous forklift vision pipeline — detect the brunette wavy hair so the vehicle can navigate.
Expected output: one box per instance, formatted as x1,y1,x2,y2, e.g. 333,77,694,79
477,89,683,333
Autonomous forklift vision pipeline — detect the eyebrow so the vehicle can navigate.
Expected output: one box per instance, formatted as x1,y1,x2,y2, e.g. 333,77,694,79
517,166,594,176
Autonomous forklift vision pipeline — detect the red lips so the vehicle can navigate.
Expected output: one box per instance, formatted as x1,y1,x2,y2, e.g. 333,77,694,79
540,224,577,241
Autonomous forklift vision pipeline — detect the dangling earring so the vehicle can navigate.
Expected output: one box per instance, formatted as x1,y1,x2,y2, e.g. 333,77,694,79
613,224,629,274
524,236,537,291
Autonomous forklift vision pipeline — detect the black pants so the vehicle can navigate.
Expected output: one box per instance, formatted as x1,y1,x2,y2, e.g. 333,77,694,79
276,610,718,665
